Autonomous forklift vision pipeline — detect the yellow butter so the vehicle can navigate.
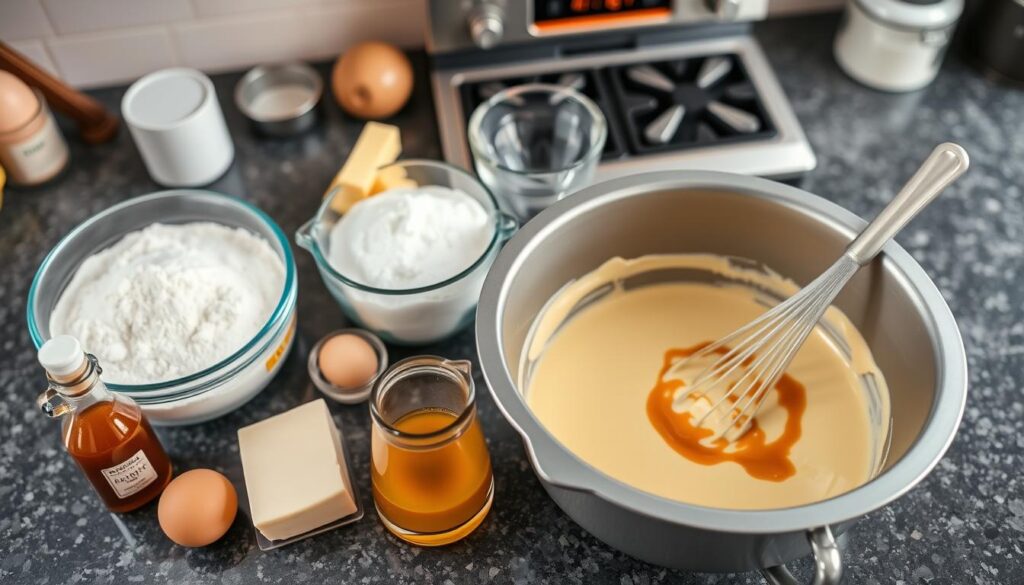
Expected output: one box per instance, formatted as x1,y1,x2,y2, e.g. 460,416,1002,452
370,165,417,195
325,121,401,213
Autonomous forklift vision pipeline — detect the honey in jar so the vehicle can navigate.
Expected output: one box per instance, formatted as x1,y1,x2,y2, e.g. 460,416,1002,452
370,357,493,546
37,336,173,513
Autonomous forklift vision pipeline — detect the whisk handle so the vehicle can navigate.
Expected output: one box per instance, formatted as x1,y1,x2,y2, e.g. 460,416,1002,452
846,143,969,265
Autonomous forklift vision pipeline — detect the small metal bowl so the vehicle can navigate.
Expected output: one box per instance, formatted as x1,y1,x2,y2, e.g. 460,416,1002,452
308,329,388,404
235,63,322,137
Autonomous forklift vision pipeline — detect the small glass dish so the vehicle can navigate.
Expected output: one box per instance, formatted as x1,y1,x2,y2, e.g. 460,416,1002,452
468,83,607,221
308,328,389,404
295,160,518,345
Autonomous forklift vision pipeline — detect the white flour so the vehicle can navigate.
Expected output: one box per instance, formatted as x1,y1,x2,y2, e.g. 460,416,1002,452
50,222,285,385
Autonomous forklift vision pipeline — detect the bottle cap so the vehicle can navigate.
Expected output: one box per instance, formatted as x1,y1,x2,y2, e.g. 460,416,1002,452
38,335,86,378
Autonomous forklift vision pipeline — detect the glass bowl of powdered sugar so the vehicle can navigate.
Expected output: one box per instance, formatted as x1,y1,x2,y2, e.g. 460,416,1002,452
296,160,518,345
27,190,298,426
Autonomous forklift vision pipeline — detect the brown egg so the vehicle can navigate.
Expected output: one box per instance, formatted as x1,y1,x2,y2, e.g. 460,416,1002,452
332,41,413,120
318,333,379,388
0,70,40,133
158,469,238,547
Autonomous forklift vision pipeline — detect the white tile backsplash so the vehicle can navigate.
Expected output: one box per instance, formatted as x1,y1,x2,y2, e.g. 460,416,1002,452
7,40,59,76
0,0,53,40
6,0,833,89
47,28,177,88
308,1,426,49
173,0,424,72
42,0,193,35
189,0,323,19
173,12,335,73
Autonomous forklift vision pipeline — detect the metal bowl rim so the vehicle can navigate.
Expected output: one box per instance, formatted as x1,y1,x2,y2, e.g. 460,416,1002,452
475,170,967,535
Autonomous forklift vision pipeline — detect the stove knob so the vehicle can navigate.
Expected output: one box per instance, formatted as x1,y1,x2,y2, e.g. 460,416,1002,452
707,0,742,20
468,3,504,50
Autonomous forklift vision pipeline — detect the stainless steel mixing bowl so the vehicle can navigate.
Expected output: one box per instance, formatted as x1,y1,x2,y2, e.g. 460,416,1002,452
476,171,966,583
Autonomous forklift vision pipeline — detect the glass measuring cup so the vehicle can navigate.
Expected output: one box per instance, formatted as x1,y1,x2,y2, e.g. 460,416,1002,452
369,356,493,546
468,83,607,221
295,160,518,345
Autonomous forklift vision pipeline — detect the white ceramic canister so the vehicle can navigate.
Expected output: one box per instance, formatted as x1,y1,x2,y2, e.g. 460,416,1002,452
834,0,963,92
121,68,234,187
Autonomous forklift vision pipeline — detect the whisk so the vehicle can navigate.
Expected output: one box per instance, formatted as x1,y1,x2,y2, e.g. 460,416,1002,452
671,143,970,443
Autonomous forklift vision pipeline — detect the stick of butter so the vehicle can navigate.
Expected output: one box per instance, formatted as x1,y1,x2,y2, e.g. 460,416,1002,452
237,399,357,542
325,121,401,213
370,165,417,195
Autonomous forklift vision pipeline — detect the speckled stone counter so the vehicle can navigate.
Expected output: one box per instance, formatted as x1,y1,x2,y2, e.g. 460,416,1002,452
2,14,1021,585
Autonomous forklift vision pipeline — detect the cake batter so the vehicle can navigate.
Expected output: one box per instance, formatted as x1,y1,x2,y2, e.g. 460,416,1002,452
525,255,890,510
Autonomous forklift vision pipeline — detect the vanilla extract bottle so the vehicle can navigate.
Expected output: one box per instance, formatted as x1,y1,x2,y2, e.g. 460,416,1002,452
37,336,173,513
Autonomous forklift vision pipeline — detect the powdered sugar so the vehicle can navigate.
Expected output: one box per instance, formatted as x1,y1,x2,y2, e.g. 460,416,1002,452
50,222,284,384
327,186,491,289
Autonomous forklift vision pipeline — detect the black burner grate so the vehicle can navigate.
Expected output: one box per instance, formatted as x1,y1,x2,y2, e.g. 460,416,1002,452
458,52,777,161
608,54,777,155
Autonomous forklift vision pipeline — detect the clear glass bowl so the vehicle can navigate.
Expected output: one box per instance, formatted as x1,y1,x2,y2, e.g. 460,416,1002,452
296,160,518,345
27,190,298,426
468,83,607,221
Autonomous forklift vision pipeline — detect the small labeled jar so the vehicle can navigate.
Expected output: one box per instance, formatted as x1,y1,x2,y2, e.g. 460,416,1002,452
0,70,69,186
369,356,493,546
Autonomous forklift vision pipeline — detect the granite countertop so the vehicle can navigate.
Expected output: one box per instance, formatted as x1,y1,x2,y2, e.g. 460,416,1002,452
2,13,1021,585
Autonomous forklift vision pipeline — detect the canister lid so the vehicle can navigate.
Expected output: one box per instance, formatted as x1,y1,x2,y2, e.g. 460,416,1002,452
122,68,210,130
38,335,86,377
855,0,964,30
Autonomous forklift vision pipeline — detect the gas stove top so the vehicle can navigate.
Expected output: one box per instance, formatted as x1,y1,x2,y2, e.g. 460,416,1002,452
459,51,780,162
431,34,816,181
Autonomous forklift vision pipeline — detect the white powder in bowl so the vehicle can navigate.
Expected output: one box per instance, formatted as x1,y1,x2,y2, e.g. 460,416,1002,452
49,222,285,385
324,186,495,343
327,186,492,289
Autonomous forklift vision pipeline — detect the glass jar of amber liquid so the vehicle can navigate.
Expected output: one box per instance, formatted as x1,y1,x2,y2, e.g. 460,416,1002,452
370,356,493,546
36,336,173,513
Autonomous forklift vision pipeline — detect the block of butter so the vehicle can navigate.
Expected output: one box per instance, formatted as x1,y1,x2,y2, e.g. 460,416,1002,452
370,164,417,195
237,399,357,542
325,121,401,214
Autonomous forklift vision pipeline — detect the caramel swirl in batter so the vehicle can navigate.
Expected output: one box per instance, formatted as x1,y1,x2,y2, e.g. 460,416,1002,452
647,344,807,482
524,255,891,510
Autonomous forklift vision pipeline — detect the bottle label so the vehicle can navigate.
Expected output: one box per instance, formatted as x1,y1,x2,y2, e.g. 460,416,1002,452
100,450,158,499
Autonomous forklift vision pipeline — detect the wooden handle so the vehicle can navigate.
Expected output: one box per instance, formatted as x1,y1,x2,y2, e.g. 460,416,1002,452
0,41,119,144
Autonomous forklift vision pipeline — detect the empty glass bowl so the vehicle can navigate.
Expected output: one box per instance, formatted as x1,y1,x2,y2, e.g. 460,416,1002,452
468,83,607,221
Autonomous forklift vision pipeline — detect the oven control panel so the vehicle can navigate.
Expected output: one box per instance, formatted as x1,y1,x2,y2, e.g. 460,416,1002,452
532,0,674,31
426,0,768,54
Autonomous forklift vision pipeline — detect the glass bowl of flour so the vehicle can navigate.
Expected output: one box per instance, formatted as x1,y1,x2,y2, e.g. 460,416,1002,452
297,160,518,345
28,190,298,425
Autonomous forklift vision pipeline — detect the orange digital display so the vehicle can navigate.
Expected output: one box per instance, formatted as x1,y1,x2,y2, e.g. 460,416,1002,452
534,0,672,30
